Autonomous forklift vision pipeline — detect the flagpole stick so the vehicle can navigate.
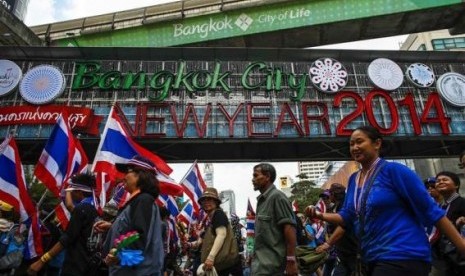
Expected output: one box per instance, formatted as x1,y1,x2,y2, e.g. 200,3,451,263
91,105,114,172
36,189,49,209
42,208,57,222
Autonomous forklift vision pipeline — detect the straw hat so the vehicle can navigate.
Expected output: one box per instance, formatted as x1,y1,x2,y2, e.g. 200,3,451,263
198,187,222,206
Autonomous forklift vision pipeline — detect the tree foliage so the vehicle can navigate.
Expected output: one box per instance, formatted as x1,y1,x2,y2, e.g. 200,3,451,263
290,176,323,212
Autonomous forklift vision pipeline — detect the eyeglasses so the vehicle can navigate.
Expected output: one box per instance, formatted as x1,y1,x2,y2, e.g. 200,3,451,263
458,162,465,169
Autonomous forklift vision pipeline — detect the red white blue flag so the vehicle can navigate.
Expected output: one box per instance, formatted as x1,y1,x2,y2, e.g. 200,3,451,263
34,112,88,197
292,200,299,212
0,136,43,258
92,105,182,209
180,162,206,216
246,198,255,237
54,202,71,230
178,200,196,226
109,182,130,209
158,194,180,245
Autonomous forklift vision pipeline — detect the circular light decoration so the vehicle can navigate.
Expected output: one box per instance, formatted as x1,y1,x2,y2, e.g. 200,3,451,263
309,58,348,93
436,72,465,107
19,65,66,105
367,58,403,91
405,63,435,88
0,59,22,97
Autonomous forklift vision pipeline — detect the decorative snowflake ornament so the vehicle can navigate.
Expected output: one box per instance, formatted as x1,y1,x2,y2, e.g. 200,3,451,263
309,58,348,93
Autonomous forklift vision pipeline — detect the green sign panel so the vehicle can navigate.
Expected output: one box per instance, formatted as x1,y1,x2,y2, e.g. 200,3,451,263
57,0,460,47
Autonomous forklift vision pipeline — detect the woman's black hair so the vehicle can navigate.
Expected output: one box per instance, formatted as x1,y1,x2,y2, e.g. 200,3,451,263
353,125,391,156
436,171,461,192
134,169,160,198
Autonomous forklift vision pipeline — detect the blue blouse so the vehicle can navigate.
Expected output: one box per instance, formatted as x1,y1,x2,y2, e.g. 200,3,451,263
339,159,445,263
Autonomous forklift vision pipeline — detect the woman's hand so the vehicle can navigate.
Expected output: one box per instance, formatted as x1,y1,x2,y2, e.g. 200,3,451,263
27,260,44,275
316,242,330,253
203,258,214,271
94,220,112,233
104,252,119,266
304,205,323,220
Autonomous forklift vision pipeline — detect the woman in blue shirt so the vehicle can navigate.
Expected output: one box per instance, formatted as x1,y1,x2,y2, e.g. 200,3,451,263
306,126,465,276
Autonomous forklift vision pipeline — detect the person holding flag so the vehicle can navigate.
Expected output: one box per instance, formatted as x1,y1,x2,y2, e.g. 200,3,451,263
94,155,164,276
28,173,99,276
0,135,43,261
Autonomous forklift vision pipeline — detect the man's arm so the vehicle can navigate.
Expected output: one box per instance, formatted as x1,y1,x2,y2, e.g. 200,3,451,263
28,242,64,274
283,224,298,275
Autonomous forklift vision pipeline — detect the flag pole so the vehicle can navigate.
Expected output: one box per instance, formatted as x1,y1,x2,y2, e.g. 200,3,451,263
42,207,56,222
36,189,49,209
178,159,197,184
91,105,114,172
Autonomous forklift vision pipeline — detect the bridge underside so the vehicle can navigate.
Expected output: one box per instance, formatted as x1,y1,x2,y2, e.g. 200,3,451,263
188,4,465,48
16,137,465,164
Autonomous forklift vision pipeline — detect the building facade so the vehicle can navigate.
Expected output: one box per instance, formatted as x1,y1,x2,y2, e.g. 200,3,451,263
2,0,29,21
219,189,236,218
298,161,327,183
203,163,214,187
400,29,465,51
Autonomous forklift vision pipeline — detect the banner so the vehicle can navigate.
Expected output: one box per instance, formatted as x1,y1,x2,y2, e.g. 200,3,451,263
0,105,102,135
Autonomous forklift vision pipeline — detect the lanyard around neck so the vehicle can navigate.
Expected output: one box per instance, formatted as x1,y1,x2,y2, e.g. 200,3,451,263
353,158,381,213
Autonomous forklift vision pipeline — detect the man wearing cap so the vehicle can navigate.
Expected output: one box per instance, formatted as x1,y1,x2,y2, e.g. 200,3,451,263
94,155,164,276
251,163,297,276
28,173,98,276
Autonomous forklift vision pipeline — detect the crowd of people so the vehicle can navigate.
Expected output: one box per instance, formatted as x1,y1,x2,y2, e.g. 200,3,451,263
1,126,465,276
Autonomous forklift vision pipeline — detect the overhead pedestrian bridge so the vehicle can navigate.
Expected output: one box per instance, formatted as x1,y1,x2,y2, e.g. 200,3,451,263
29,0,465,48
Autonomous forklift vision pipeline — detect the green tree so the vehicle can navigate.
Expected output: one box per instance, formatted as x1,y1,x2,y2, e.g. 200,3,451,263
24,165,59,211
290,175,323,212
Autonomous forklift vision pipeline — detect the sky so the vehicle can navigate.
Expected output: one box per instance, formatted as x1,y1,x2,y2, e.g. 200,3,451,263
24,0,407,217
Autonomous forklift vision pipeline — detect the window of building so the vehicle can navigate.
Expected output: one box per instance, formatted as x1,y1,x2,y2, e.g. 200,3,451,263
432,37,465,50
417,44,426,51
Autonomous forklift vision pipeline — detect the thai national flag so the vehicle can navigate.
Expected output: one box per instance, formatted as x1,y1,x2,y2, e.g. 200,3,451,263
178,201,196,226
292,200,299,212
110,182,130,209
316,198,327,214
92,105,182,209
180,162,206,216
246,198,255,237
34,112,88,197
158,195,180,246
158,194,180,217
0,136,43,258
54,202,71,229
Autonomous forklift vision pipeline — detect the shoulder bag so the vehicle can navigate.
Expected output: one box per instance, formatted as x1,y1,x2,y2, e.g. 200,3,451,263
201,221,239,272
